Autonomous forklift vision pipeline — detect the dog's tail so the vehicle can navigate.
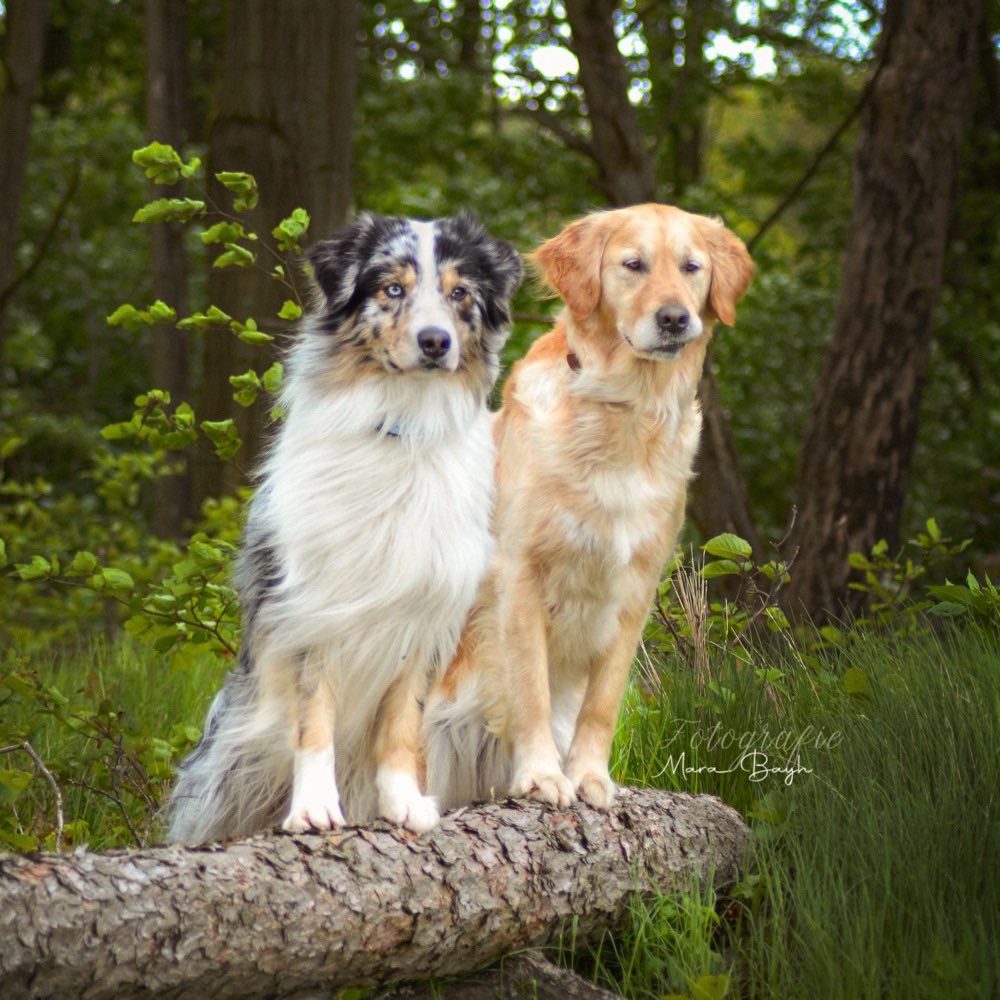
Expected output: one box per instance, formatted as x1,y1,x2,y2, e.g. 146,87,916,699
166,654,291,844
422,666,509,812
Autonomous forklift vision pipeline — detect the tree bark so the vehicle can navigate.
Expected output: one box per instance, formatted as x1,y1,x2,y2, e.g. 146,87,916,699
562,0,760,555
0,788,748,1000
783,0,981,622
691,358,763,556
563,0,655,206
378,951,623,999
0,0,50,372
196,0,358,501
145,0,194,538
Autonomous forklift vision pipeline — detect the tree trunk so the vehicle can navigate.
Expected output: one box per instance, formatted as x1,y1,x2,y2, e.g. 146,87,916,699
563,0,655,206
145,0,194,538
691,358,763,555
0,0,50,372
0,789,748,1000
562,0,760,555
196,0,358,501
783,0,981,622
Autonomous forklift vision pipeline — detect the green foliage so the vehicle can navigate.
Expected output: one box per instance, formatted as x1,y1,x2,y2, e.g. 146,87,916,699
0,142,306,655
581,882,730,999
846,517,973,625
0,640,217,851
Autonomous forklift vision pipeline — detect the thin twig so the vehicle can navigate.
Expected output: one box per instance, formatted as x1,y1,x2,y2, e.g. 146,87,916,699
0,741,65,851
0,162,82,313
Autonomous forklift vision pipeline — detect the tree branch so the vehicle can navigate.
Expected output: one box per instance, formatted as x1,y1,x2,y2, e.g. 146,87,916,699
0,788,748,1000
506,104,596,160
0,161,81,314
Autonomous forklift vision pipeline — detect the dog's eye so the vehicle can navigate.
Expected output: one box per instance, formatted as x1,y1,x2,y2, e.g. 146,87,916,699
449,284,469,301
384,282,405,298
623,258,643,272
682,260,702,274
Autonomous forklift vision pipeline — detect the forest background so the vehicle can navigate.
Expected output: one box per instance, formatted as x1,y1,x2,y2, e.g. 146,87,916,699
1,0,998,643
1,3,999,996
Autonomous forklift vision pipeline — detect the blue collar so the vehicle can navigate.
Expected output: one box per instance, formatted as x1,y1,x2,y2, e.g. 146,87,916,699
376,419,404,438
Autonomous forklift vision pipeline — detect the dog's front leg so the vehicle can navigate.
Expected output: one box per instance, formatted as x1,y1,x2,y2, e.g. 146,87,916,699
375,671,440,834
502,564,576,808
282,677,345,832
563,606,648,809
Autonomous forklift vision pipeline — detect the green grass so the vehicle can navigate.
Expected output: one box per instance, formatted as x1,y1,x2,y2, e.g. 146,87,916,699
1,638,224,849
577,624,1000,999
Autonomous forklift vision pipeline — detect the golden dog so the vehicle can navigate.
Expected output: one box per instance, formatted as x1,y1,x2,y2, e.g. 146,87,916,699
423,203,754,811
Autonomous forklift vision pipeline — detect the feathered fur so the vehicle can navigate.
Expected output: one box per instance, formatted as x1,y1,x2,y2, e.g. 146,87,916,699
168,211,521,843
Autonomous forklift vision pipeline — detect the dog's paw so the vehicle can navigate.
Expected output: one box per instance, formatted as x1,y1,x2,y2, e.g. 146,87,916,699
377,769,440,834
572,770,617,810
511,767,577,808
283,747,345,832
281,798,346,833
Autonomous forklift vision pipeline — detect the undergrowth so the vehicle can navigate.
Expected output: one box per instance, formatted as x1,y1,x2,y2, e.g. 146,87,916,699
562,623,1000,1000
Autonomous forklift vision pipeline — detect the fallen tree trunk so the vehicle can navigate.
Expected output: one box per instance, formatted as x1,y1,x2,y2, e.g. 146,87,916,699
0,788,748,1000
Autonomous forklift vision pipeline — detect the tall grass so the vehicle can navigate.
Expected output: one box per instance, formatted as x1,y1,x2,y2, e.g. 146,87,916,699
1,639,224,849
581,624,1000,999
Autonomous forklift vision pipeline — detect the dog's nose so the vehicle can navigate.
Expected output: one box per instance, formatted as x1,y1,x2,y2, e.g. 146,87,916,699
417,326,452,360
655,305,690,335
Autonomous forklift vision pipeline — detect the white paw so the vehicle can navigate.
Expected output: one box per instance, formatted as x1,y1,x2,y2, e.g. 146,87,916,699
510,766,577,808
282,746,345,832
377,769,440,834
570,769,617,810
281,799,345,833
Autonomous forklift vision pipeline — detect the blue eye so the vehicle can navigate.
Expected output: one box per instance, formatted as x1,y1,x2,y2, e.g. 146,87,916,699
384,282,404,298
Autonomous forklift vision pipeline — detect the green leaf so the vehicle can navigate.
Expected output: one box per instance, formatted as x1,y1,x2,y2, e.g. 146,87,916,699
272,208,310,250
701,558,743,579
132,142,184,183
230,318,273,345
199,221,247,245
148,300,177,324
107,303,151,330
763,605,790,631
0,538,6,569
0,830,38,851
133,197,206,224
702,533,753,561
278,299,302,320
100,567,135,593
215,171,259,211
66,551,99,577
230,370,261,407
177,305,233,331
213,243,256,268
15,555,52,581
0,768,34,803
261,361,283,394
201,419,242,460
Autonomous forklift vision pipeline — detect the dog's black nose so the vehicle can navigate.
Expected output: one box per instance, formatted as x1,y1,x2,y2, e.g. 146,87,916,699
655,305,690,335
417,326,452,360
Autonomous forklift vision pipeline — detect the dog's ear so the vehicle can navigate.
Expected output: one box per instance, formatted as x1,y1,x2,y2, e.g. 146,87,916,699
698,217,754,326
306,213,408,320
529,213,609,318
438,211,523,330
